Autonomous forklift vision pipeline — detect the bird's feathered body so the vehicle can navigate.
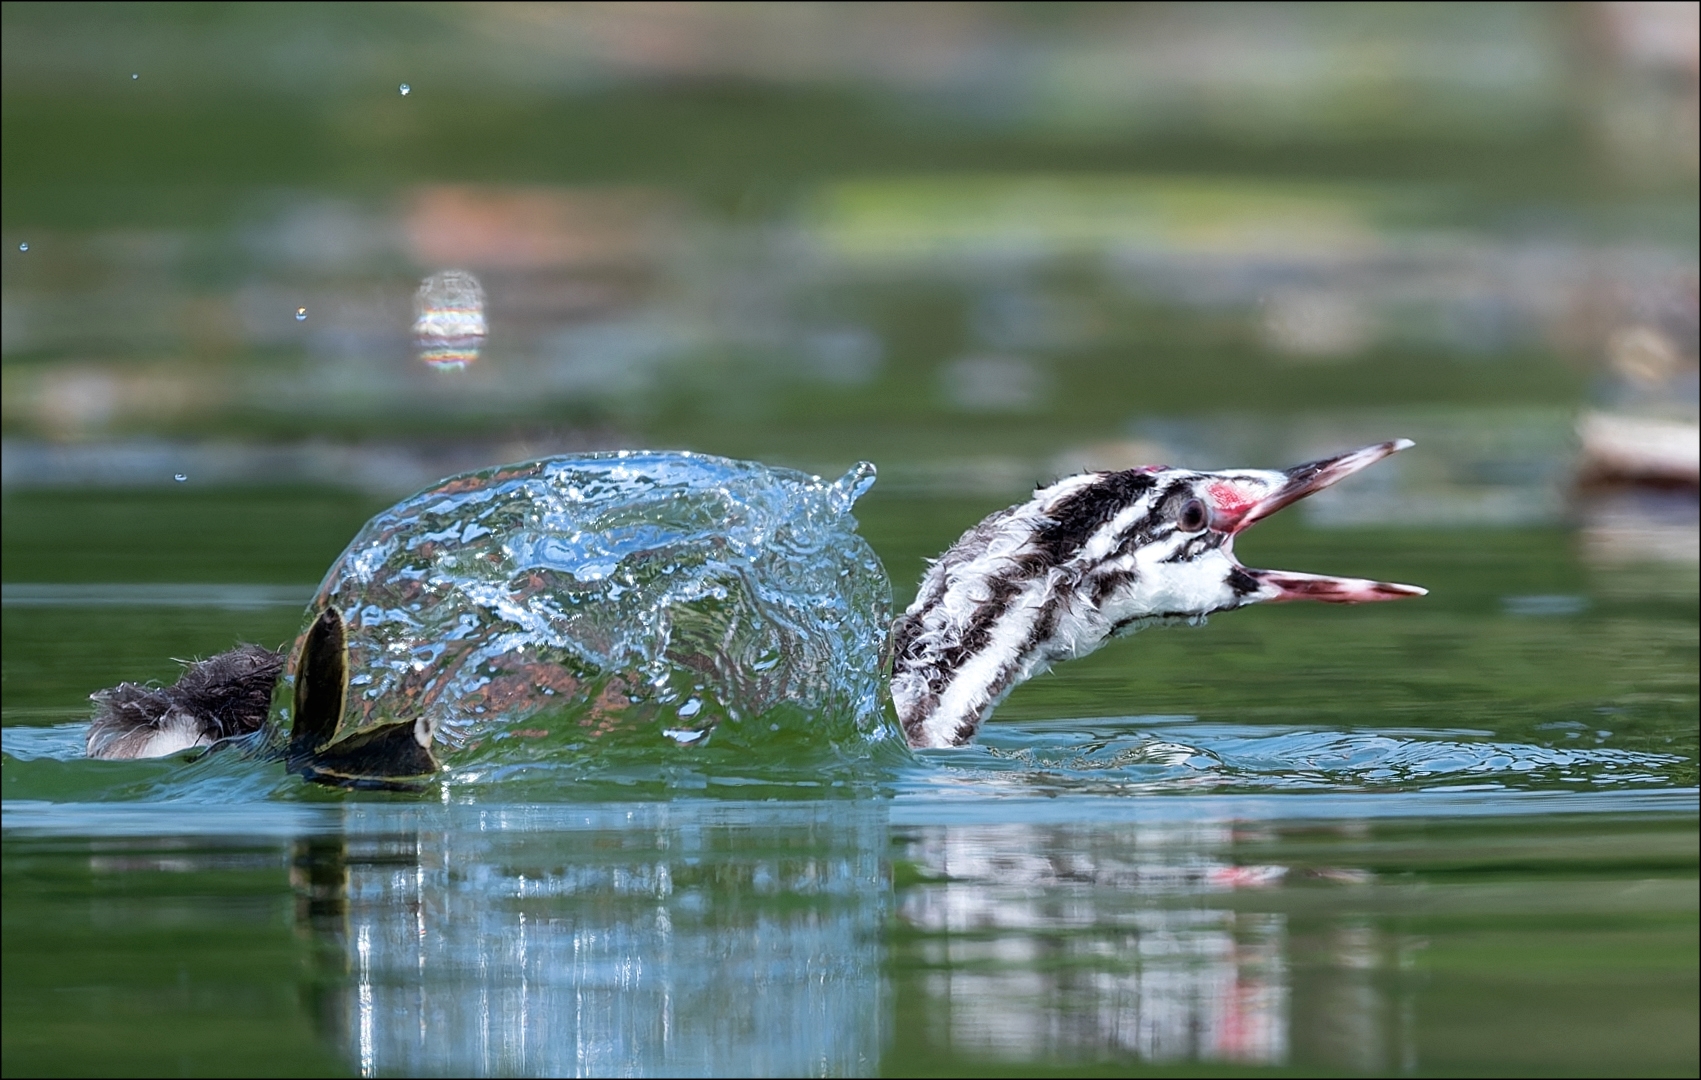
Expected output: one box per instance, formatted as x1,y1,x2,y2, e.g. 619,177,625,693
86,644,282,759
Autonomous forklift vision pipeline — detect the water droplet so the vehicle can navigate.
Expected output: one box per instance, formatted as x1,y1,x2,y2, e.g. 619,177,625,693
294,307,308,321
413,270,486,370
17,242,27,252
399,83,411,96
131,73,139,80
173,473,187,483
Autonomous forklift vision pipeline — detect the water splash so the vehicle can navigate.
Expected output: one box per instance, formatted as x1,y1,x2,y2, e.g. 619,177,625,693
413,270,486,369
270,452,898,779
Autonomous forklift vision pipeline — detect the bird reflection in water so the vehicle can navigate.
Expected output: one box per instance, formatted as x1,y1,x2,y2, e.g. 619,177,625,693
287,812,1408,1076
890,822,1421,1073
894,823,1289,1066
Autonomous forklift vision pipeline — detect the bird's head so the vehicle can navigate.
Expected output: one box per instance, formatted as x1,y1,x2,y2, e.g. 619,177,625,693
890,439,1426,748
1080,438,1428,627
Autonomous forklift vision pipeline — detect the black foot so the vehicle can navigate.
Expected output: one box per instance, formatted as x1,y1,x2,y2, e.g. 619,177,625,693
287,607,440,789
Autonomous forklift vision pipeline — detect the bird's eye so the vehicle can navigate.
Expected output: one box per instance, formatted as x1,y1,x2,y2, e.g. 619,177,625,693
1177,498,1209,532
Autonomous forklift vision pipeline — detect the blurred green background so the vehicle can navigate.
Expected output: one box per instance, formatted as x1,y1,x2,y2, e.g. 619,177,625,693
2,1,1694,469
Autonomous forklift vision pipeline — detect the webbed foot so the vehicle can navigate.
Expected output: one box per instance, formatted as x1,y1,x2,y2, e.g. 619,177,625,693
288,606,439,789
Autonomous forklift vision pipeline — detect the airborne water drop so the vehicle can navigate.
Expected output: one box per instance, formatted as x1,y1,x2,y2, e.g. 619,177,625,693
399,83,410,96
413,270,486,370
17,243,27,252
295,307,308,321
173,473,187,483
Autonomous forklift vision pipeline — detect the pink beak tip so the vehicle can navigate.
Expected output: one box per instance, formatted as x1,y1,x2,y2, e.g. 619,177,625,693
1373,582,1428,600
1255,572,1429,603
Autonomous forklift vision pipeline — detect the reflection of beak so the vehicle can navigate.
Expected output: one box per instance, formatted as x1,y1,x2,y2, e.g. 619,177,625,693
1230,440,1428,605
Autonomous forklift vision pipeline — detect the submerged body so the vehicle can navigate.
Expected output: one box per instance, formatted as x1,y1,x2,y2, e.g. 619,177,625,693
88,443,1424,776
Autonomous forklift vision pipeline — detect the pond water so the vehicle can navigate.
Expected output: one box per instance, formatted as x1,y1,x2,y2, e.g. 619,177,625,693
3,487,1696,1077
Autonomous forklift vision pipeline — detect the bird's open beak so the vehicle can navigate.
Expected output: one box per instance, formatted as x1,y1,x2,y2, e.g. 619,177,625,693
1217,439,1428,605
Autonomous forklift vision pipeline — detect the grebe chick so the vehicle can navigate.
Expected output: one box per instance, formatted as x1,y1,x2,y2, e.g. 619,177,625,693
84,441,1424,770
890,439,1424,748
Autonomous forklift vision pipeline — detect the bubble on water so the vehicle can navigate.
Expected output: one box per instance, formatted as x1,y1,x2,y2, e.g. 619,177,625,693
295,307,308,321
173,473,187,483
414,269,486,370
399,83,411,96
17,243,27,252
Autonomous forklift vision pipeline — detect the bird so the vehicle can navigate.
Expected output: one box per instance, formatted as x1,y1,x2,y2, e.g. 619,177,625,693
85,440,1424,774
889,439,1424,748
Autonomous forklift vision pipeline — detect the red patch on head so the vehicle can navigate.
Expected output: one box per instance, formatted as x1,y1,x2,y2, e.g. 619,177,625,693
1205,481,1263,531
1207,481,1255,515
1134,464,1169,474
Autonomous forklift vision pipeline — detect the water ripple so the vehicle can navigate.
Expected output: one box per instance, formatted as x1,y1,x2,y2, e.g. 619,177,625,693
925,719,1690,795
3,715,1690,804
